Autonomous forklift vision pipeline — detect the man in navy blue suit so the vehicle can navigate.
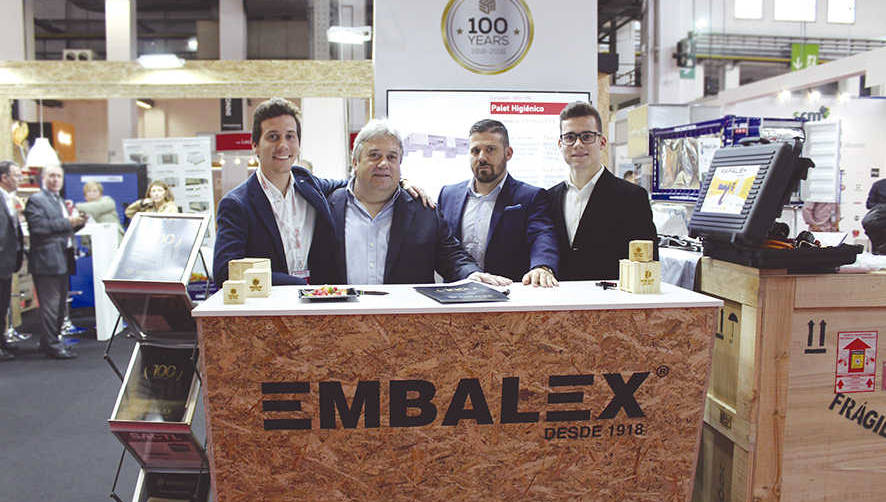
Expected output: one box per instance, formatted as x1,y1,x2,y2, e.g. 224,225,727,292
438,119,559,287
328,120,510,286
213,98,346,287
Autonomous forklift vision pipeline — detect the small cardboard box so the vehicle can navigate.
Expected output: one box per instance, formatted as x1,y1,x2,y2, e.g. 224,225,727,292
222,280,246,304
629,240,654,263
628,260,661,294
229,258,271,281
244,267,272,298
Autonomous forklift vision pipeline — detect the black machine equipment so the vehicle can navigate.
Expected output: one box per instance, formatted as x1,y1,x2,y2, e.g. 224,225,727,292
689,138,861,272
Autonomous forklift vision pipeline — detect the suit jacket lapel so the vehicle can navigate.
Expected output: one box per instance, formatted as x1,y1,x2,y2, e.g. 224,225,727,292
549,182,569,246
328,189,348,276
292,171,333,228
0,191,15,229
448,182,470,240
487,175,514,244
384,189,414,283
575,169,613,241
246,174,287,269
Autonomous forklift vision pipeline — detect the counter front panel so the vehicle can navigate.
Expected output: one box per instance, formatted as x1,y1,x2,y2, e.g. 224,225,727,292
196,282,720,501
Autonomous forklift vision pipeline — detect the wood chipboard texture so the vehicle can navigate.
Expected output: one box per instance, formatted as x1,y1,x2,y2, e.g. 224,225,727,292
198,307,716,501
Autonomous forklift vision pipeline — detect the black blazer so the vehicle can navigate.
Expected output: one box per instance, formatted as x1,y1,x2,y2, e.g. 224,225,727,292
0,191,23,279
24,189,75,276
329,187,480,284
549,168,658,281
213,167,346,287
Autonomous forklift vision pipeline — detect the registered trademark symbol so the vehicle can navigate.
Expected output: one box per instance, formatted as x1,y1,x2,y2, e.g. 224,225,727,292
656,366,670,378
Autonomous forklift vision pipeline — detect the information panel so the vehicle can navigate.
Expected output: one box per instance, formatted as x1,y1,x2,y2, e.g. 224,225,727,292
387,90,590,199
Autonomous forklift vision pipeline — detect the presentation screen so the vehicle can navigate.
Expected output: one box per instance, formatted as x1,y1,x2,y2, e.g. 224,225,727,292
387,90,591,200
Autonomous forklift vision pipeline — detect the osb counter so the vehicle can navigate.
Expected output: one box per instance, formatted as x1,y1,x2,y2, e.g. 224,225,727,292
193,281,721,501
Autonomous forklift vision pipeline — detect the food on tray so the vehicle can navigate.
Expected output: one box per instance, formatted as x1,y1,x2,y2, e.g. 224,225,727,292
301,286,349,297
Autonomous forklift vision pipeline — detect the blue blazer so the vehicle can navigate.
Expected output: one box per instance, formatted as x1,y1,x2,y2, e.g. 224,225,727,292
438,175,559,282
328,187,480,284
213,167,346,287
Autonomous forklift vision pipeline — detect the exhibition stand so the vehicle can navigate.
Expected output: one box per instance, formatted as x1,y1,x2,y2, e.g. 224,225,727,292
192,282,720,501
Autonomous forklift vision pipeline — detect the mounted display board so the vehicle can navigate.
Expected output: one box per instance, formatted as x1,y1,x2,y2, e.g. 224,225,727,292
103,213,209,346
388,89,589,199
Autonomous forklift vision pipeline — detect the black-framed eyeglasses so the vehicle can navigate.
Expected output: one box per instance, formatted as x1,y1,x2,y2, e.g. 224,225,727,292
560,131,601,146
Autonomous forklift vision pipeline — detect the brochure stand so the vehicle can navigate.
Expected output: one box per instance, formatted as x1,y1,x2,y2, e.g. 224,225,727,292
101,213,211,502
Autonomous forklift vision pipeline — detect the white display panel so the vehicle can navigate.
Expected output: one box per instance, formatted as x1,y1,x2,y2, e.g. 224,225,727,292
387,90,590,200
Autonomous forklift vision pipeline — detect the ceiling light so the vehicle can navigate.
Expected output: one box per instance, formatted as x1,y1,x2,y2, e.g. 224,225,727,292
188,37,198,52
777,89,792,102
837,92,851,103
327,26,372,45
26,99,61,170
56,130,73,146
136,99,155,110
137,54,185,69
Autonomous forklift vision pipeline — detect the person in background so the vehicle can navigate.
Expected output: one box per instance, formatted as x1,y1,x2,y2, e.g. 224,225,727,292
0,161,25,361
549,101,657,280
328,120,510,286
437,119,559,287
76,181,124,238
623,170,637,184
125,180,178,219
24,164,85,359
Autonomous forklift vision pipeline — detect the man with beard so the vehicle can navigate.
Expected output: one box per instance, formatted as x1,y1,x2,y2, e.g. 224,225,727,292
438,119,559,287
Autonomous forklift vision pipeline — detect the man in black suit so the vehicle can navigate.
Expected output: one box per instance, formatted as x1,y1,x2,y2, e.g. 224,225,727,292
328,120,510,286
548,102,657,280
24,164,85,359
0,161,25,361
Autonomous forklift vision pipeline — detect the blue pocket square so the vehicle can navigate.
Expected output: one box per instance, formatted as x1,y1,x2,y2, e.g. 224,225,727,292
504,204,523,212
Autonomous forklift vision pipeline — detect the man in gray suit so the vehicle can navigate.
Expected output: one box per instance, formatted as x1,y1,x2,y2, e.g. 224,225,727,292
24,164,85,359
0,161,24,361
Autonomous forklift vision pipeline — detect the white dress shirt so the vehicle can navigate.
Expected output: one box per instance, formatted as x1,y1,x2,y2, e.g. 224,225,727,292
256,169,316,278
461,174,507,270
564,167,605,246
344,182,398,285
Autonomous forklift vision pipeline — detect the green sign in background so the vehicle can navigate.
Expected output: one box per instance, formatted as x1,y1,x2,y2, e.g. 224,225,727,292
791,43,819,71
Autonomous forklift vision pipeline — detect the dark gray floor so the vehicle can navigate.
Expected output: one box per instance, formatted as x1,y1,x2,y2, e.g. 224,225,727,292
0,310,206,502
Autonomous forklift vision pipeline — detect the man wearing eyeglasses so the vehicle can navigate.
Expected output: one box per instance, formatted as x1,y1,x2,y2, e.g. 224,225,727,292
549,101,657,281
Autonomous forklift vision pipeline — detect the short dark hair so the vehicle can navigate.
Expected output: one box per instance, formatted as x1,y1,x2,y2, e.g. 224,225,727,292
559,101,603,133
469,119,509,148
251,98,302,146
623,170,634,178
0,160,17,178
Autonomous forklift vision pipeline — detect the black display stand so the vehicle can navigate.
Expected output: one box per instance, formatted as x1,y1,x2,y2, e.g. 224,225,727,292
101,213,211,502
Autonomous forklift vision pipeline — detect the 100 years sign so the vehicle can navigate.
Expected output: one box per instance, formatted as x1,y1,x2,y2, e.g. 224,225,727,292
442,0,534,74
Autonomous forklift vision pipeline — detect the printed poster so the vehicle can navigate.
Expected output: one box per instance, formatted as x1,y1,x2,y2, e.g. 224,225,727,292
122,137,214,247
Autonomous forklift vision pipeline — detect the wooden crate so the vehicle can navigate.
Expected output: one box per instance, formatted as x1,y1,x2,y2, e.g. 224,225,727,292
694,258,886,501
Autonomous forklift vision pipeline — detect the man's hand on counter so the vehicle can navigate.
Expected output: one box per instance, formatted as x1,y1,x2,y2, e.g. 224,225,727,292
522,266,559,288
467,271,512,287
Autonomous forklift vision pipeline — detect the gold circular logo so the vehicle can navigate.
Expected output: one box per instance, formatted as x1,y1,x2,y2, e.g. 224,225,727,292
441,0,534,75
